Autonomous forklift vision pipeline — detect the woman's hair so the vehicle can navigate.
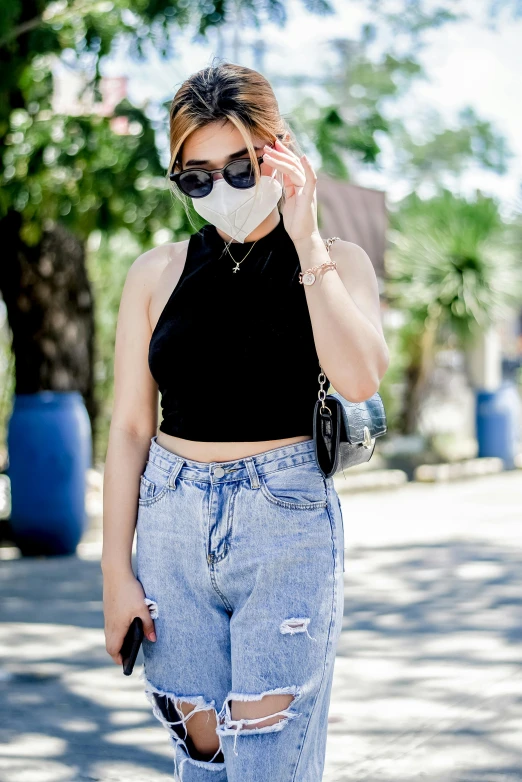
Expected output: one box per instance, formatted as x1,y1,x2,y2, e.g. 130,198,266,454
168,58,302,231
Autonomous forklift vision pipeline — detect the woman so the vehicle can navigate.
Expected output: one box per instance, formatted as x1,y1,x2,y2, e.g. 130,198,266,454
102,61,389,781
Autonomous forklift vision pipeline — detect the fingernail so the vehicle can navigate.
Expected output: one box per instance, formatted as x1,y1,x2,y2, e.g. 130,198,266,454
148,631,156,642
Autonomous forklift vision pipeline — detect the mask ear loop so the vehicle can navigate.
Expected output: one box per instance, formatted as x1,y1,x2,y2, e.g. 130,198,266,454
270,167,285,190
270,166,285,200
268,166,283,193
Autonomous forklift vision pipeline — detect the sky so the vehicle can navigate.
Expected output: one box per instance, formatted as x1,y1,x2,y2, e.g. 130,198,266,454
103,0,522,213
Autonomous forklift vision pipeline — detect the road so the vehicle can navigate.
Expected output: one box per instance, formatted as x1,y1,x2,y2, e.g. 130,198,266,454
1,470,521,781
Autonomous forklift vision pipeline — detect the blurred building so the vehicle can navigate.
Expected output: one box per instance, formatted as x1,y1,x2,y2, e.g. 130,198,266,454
316,175,387,293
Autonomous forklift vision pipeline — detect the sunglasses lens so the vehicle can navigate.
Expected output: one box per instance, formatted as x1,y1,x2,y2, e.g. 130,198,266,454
224,158,257,189
174,155,262,197
177,170,213,198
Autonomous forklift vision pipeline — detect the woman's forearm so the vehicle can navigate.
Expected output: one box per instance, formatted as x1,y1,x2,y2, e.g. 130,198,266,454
293,233,389,401
101,426,152,577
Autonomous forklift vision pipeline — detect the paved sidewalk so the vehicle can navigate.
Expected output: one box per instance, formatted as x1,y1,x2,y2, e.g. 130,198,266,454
1,470,521,781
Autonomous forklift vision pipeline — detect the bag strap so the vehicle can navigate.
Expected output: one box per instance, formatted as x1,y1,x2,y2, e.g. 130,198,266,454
317,236,340,409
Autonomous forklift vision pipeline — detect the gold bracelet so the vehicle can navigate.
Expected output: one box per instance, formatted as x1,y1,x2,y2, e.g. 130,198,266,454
298,236,340,286
299,260,337,286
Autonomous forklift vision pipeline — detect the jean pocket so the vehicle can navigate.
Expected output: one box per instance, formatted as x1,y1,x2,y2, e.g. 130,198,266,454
138,460,172,506
259,461,328,510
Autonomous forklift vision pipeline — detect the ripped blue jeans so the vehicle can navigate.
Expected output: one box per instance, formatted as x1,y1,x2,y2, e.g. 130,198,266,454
135,435,345,782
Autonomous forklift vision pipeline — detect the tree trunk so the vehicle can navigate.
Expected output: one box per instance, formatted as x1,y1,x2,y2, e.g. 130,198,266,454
0,212,98,440
401,315,438,435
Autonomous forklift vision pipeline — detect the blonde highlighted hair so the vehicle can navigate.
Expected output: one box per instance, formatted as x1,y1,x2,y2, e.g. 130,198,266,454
168,58,302,234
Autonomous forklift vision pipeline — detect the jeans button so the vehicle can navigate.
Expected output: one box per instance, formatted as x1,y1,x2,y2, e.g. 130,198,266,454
214,466,225,478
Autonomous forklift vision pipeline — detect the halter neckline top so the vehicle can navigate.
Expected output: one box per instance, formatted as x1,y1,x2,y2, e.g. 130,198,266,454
148,214,329,441
205,214,287,254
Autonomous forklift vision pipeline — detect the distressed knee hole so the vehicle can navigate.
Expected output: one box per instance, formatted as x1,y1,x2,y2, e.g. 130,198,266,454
175,699,222,757
230,693,294,728
140,671,224,767
216,686,303,756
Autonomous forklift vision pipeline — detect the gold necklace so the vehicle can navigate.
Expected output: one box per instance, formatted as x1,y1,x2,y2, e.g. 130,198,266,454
225,238,259,273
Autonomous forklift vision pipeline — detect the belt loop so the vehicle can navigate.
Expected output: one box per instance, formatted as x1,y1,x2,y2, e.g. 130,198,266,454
168,458,185,490
244,457,260,490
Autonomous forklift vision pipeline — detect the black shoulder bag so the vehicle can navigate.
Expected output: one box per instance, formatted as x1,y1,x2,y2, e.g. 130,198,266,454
313,363,388,478
311,237,388,478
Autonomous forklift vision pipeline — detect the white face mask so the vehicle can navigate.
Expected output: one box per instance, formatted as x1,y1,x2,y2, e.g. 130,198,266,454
192,168,283,244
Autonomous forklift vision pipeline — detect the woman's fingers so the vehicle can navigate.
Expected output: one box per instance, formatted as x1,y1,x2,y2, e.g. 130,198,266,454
263,151,305,187
274,137,301,160
106,631,124,664
265,141,297,161
106,613,156,667
263,144,302,170
300,154,318,199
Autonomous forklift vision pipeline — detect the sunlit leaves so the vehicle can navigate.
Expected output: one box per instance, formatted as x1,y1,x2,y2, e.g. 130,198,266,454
386,189,522,342
1,79,171,241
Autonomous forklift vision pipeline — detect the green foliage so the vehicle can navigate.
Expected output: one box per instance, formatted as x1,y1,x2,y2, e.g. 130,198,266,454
2,83,174,242
351,0,522,38
291,44,418,178
291,26,511,189
387,188,522,343
87,229,143,464
374,318,410,433
0,1,222,68
391,106,513,186
385,188,522,433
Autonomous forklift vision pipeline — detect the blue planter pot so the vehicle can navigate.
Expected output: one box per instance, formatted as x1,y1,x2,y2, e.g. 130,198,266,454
475,381,521,470
6,391,92,556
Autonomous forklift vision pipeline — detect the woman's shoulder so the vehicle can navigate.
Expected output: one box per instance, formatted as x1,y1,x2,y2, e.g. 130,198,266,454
130,238,191,277
119,239,191,319
124,238,190,295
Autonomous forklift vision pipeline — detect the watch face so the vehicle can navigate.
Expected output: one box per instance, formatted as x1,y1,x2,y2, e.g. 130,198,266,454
302,272,316,285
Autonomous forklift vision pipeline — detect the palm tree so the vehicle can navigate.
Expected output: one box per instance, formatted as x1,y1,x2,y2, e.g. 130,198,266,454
386,188,522,435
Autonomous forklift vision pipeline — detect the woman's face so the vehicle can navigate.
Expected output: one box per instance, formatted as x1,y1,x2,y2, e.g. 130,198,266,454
180,121,275,181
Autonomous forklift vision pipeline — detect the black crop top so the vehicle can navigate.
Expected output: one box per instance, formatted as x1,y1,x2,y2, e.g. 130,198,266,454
148,214,329,441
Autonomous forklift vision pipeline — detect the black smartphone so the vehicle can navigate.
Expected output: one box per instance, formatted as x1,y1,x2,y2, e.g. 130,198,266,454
120,616,144,676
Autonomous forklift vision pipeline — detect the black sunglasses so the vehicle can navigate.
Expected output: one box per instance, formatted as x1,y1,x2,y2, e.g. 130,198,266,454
169,146,274,198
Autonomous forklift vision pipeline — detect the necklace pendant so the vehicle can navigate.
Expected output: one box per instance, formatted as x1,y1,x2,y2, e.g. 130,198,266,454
232,263,241,273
